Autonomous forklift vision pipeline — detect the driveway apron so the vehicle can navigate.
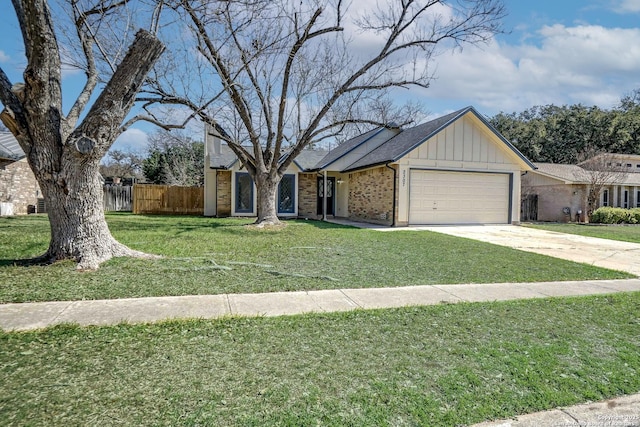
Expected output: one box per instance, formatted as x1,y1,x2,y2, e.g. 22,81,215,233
411,225,640,276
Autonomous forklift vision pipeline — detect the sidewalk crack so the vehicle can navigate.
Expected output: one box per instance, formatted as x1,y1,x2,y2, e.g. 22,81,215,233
432,285,465,302
224,294,233,315
50,301,77,325
338,290,362,308
559,408,580,424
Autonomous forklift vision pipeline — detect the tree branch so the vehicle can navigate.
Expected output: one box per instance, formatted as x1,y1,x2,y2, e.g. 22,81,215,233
69,29,165,158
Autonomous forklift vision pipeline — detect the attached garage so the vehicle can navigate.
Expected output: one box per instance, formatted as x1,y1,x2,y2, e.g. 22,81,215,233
408,170,511,224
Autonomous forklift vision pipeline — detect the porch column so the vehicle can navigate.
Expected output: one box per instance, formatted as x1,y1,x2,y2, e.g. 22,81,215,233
613,185,619,207
322,170,328,221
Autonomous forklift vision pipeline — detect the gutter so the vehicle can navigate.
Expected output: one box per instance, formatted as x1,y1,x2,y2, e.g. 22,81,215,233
385,162,397,227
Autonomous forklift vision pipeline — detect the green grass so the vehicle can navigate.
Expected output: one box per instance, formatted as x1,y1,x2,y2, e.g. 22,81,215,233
525,222,640,244
1,293,639,426
0,214,631,303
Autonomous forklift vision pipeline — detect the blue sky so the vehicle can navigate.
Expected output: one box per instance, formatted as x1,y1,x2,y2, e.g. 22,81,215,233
1,0,640,151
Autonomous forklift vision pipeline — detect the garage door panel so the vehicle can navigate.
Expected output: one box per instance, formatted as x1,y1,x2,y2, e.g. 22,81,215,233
409,170,509,224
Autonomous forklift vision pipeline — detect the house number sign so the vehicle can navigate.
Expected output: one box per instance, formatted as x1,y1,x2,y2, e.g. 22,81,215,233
402,170,406,187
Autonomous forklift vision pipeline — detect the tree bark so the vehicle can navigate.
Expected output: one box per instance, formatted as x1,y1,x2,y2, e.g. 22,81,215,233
1,2,165,270
39,159,151,270
254,173,281,225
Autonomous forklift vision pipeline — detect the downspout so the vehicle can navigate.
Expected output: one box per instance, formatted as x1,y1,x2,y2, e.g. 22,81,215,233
385,162,397,227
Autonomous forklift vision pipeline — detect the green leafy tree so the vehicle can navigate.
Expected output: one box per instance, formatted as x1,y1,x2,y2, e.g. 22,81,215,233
142,130,204,187
490,100,640,164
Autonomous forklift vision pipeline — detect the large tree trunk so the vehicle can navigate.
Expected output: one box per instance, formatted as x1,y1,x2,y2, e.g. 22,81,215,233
254,173,281,225
38,157,151,270
0,1,165,270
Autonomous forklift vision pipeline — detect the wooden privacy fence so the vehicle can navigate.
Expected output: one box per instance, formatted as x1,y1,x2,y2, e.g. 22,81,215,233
103,185,133,212
133,184,204,215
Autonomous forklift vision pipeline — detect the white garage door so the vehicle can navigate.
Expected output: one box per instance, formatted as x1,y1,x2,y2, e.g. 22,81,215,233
409,170,510,224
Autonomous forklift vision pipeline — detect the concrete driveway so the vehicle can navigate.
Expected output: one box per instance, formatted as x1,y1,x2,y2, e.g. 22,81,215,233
405,225,640,276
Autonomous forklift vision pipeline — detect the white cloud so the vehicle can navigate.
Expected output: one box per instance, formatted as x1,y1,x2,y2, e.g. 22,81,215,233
0,51,9,62
111,128,149,152
613,0,640,13
417,24,640,114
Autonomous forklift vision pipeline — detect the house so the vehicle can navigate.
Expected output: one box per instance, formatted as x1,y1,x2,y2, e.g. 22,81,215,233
0,132,41,215
204,106,535,226
523,154,640,222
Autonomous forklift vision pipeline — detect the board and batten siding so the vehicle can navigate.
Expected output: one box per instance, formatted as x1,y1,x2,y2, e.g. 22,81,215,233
395,114,523,225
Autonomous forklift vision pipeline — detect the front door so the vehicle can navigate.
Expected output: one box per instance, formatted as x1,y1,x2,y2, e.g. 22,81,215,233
317,177,335,215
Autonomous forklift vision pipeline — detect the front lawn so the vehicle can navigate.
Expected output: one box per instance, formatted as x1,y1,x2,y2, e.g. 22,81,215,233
0,214,631,303
1,293,639,426
525,222,640,244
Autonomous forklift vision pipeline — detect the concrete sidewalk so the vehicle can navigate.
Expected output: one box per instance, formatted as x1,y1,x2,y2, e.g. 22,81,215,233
473,393,640,427
2,278,640,331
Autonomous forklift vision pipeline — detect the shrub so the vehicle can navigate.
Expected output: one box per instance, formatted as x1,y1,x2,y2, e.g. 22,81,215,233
590,207,640,224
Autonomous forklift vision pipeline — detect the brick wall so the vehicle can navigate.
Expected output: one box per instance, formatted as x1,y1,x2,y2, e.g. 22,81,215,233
216,171,231,216
298,173,319,219
530,183,587,222
0,158,40,215
348,166,395,225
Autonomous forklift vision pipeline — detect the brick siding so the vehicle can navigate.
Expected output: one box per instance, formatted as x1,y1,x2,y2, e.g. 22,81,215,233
298,173,320,219
348,166,395,225
216,171,231,216
0,158,41,215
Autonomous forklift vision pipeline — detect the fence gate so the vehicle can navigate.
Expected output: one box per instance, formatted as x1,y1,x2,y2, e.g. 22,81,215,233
103,185,133,212
521,194,538,221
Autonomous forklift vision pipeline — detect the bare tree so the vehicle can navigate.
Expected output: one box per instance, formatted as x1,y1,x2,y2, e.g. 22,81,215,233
143,129,204,186
578,153,630,215
100,150,144,182
143,0,505,225
0,0,164,269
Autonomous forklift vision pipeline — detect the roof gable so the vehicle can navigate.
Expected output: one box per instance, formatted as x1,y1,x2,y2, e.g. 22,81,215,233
341,106,535,172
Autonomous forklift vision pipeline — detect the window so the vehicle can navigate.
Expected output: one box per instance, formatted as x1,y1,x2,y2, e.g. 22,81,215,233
627,164,633,168
235,172,254,213
637,191,640,208
278,174,295,214
602,189,609,207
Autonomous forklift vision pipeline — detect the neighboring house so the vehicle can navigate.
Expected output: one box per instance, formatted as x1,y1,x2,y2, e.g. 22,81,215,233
523,154,640,222
0,132,41,215
204,106,535,226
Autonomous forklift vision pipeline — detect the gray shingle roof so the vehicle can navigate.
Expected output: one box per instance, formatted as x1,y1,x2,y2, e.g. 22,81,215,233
342,108,467,172
294,149,330,170
314,127,387,170
208,144,241,169
341,106,534,172
206,106,535,173
533,163,589,183
534,162,640,186
0,132,25,160
208,144,329,171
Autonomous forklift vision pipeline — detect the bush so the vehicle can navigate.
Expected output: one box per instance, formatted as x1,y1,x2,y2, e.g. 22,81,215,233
590,207,640,224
